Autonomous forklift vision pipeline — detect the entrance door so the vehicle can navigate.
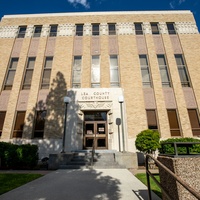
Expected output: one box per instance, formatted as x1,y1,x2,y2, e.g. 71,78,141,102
84,121,108,149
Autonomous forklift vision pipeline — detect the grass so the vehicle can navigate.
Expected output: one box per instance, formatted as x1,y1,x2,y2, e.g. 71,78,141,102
135,173,162,198
0,173,43,195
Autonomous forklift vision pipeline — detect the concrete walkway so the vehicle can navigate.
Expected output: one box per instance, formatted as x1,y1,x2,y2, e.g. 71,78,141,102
0,169,161,200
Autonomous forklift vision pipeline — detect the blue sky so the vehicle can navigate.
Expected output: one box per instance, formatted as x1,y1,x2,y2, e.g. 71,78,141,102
0,0,200,30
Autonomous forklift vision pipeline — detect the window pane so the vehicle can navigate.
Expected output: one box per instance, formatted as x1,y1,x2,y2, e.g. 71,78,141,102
141,67,150,82
0,112,6,136
10,58,19,69
140,55,151,87
42,69,51,84
5,70,15,87
175,55,184,66
135,23,143,35
157,55,166,66
167,110,181,136
167,23,176,34
108,23,116,35
110,55,118,67
27,57,35,68
92,24,99,35
91,56,100,83
110,67,119,82
110,55,119,86
139,55,148,66
23,70,33,89
72,56,82,87
146,110,158,130
49,25,57,37
17,26,26,38
33,26,42,37
13,112,25,138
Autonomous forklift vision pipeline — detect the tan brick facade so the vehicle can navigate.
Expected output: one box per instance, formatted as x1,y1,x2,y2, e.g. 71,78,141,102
0,11,199,156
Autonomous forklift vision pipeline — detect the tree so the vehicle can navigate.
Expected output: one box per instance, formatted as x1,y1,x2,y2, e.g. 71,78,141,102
135,129,160,154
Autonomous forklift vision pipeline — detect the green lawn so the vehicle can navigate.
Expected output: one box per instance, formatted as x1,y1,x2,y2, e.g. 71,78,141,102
0,173,43,195
135,173,162,198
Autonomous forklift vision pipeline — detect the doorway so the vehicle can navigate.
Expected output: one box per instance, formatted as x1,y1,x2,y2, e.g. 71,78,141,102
83,111,108,149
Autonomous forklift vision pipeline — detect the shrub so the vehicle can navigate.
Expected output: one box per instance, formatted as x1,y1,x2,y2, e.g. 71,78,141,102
159,137,200,154
0,142,38,169
135,129,161,154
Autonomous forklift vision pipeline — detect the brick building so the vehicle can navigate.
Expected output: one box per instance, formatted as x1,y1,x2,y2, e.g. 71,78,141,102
0,11,200,158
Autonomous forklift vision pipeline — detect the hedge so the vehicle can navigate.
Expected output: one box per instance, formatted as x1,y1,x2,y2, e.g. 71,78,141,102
159,138,200,154
0,142,38,169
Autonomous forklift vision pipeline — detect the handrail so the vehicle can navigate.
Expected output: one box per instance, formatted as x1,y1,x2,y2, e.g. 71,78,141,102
146,154,200,200
91,134,96,167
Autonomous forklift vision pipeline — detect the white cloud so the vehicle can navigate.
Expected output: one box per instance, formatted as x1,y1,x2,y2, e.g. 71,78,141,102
179,0,186,4
169,0,187,9
169,1,175,9
67,0,90,8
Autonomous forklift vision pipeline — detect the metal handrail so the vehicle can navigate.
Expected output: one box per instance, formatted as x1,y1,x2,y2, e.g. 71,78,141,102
91,134,96,167
146,154,200,200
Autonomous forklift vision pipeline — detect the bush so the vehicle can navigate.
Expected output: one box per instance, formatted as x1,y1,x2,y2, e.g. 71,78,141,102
0,142,38,169
159,138,200,154
135,129,161,154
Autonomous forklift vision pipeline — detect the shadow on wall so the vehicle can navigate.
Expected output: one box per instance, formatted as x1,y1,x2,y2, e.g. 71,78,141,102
13,71,81,158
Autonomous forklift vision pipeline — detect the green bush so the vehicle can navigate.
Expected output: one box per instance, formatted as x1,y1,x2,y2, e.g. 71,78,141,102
135,129,161,154
159,138,200,154
0,142,38,169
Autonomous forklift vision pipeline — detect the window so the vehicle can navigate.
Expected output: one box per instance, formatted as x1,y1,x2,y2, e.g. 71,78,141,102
91,55,100,88
22,57,35,90
0,112,6,137
108,23,116,35
135,23,143,35
175,54,190,87
167,23,176,34
72,56,82,88
151,23,159,34
33,25,42,37
49,25,58,37
13,111,26,138
41,57,53,89
188,109,200,136
4,58,19,90
92,24,100,36
110,55,120,87
76,24,84,36
139,55,152,87
157,55,171,87
34,110,46,138
167,109,181,136
146,110,158,130
17,26,26,38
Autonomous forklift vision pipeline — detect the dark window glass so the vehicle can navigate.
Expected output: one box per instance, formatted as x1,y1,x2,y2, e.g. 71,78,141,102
17,26,27,38
76,24,83,36
13,111,25,138
146,110,158,130
4,58,19,90
167,23,176,34
84,111,107,121
0,112,6,137
33,25,42,37
49,25,58,37
92,24,100,36
151,23,159,34
34,110,46,138
108,23,116,35
135,23,143,35
188,109,200,136
167,110,181,136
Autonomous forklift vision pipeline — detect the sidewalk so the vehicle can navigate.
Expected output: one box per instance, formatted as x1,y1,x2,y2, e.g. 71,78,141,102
0,169,161,200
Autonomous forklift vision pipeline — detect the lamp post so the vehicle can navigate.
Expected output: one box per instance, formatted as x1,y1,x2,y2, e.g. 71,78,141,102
118,95,125,152
61,96,71,153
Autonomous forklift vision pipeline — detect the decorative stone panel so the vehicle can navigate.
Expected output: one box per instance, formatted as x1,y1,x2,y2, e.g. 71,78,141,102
170,35,182,54
37,90,49,110
143,88,156,109
153,35,165,54
83,23,92,36
16,90,30,111
79,101,113,110
136,35,147,54
0,26,18,38
183,87,197,108
143,22,152,34
109,36,118,55
116,22,134,35
11,38,23,57
58,24,75,36
25,25,34,38
91,36,100,55
100,23,108,35
41,24,50,37
28,38,40,56
175,22,198,34
45,37,56,56
163,88,177,109
159,22,168,34
0,91,11,111
73,36,83,55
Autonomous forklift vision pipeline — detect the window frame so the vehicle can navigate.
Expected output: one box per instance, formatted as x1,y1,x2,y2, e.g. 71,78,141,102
0,111,6,137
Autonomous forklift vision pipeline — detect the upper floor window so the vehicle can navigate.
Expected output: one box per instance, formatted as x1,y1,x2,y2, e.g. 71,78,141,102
110,55,120,87
167,23,176,34
17,26,27,38
4,58,19,90
92,24,100,36
157,55,171,87
175,54,190,87
135,23,143,35
22,57,36,90
91,55,100,88
49,25,58,37
33,25,42,37
0,112,6,137
76,24,84,36
72,56,82,88
41,57,53,89
108,23,116,35
151,23,159,34
139,55,152,87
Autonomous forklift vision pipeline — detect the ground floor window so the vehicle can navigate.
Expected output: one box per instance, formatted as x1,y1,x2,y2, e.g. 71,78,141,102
13,111,26,138
188,109,200,136
146,110,158,131
0,111,6,137
33,110,46,138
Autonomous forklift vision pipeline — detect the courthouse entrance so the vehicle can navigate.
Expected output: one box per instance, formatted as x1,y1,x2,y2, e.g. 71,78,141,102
83,111,108,149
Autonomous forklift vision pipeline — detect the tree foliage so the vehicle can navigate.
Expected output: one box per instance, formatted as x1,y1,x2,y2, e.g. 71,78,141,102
135,129,160,154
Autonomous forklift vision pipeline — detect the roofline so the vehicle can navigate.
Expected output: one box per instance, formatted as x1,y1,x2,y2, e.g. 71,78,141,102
2,10,192,18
